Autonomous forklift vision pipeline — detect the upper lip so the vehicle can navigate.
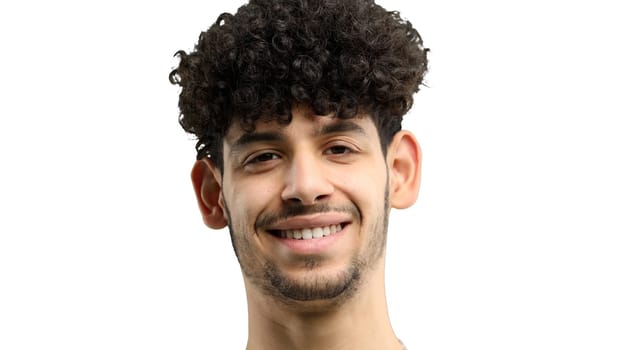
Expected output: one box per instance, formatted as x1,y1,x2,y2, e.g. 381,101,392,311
266,213,351,231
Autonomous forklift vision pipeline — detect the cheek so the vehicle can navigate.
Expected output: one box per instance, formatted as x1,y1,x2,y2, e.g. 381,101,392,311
330,162,387,209
225,176,282,224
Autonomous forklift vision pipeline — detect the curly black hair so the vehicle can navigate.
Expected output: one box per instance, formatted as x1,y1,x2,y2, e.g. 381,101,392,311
170,0,429,168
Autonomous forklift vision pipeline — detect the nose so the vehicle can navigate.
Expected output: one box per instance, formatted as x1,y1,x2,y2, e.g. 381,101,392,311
281,152,334,205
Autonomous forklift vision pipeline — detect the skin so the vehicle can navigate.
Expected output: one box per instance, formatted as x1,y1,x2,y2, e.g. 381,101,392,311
192,105,421,350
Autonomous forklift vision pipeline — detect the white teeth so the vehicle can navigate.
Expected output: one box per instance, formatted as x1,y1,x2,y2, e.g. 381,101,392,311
302,228,313,239
323,226,331,236
330,224,342,234
280,224,344,240
312,227,324,238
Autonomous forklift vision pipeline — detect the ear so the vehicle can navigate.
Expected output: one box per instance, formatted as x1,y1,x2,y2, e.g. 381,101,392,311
191,158,228,229
387,131,422,209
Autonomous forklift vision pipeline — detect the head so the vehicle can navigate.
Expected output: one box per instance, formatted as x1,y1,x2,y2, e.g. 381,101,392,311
170,0,428,307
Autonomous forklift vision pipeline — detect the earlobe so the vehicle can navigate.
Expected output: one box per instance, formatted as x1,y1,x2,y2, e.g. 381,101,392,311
388,131,422,209
191,158,228,229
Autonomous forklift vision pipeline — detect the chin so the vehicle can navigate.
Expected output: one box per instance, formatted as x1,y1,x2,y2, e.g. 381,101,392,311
261,258,363,309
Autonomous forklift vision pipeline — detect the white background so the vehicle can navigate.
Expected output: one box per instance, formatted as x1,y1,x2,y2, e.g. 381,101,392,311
1,1,620,349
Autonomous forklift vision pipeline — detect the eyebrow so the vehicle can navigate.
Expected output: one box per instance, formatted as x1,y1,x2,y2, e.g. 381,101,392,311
230,131,285,155
314,120,368,138
229,120,369,154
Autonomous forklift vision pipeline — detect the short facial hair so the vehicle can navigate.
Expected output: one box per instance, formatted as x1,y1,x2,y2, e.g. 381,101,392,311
222,176,390,305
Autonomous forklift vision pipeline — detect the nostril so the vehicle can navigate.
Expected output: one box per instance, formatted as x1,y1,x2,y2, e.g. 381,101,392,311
315,194,330,202
284,194,329,206
280,160,335,204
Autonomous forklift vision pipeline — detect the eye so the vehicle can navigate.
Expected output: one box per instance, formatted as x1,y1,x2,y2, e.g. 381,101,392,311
247,152,280,164
325,145,353,155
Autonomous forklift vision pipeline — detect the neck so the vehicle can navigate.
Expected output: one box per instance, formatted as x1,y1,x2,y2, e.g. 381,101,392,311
244,258,403,350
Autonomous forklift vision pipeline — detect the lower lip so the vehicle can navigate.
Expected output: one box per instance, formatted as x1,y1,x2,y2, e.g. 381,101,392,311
271,225,348,255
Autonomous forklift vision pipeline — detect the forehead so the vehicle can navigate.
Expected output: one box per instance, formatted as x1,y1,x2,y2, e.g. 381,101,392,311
224,111,377,144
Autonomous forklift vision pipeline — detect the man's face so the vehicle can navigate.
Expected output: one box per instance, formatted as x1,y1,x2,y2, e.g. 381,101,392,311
218,107,391,305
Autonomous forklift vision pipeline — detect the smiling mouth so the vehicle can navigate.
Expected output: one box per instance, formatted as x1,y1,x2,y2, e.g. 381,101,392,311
268,223,346,240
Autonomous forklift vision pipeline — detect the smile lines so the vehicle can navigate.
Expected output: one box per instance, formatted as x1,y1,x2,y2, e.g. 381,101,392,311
278,224,343,240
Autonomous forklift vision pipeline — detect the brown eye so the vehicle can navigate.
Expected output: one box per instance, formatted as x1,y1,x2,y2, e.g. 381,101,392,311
248,152,280,163
325,145,351,155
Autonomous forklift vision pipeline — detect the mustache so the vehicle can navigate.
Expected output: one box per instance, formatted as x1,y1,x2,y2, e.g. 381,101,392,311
255,203,360,229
